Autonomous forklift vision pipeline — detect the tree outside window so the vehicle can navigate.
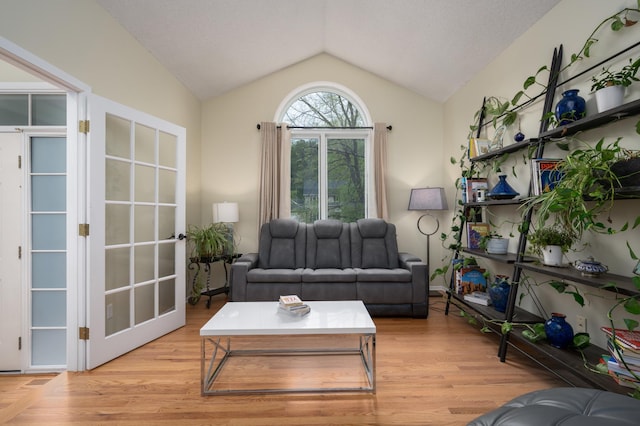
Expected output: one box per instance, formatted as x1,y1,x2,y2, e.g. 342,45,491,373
284,90,369,223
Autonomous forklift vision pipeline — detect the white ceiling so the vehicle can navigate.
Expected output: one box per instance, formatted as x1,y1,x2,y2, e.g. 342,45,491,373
96,0,560,102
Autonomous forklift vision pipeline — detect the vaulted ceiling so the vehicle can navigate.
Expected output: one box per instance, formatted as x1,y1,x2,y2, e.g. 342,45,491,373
96,0,560,102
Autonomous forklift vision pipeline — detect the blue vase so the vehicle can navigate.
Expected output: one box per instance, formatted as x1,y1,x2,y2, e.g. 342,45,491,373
555,89,586,125
487,175,519,200
488,275,511,313
544,313,574,349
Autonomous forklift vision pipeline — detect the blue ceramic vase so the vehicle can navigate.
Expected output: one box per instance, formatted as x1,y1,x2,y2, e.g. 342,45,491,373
555,89,586,125
488,275,511,313
544,313,574,349
487,175,519,200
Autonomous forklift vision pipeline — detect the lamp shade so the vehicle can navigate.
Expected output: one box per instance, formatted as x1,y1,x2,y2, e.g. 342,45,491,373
408,187,448,211
213,202,239,223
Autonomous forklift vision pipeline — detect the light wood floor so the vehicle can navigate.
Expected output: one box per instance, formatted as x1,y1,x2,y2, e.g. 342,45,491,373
0,294,566,425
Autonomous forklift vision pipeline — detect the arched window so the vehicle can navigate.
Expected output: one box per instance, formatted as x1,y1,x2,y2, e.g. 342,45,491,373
277,83,372,222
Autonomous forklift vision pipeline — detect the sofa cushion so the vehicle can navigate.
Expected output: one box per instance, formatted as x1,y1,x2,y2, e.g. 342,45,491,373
350,218,399,269
307,220,351,269
356,268,412,282
302,268,357,283
246,268,303,283
258,219,306,269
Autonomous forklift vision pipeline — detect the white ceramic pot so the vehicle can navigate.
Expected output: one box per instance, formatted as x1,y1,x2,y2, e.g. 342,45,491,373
486,238,509,254
595,85,624,113
542,245,563,266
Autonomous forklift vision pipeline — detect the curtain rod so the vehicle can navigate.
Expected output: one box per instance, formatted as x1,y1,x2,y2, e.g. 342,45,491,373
256,124,392,130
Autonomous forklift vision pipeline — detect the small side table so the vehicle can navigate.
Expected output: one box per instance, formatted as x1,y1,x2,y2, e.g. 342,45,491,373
188,253,242,308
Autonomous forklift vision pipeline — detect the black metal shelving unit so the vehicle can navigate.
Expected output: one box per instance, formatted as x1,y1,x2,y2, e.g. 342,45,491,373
444,42,640,393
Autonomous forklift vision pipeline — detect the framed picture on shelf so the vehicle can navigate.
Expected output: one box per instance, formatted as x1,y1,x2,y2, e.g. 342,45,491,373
466,222,490,249
473,138,491,156
531,159,564,195
465,178,489,203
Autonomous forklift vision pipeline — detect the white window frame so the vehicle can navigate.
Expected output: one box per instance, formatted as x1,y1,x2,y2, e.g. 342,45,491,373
277,82,375,220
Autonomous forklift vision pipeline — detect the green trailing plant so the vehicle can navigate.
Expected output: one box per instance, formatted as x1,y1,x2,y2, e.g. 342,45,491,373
527,225,575,257
521,138,639,240
591,57,640,91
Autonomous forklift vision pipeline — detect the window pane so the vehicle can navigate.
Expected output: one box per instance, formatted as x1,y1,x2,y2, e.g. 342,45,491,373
32,214,66,250
327,138,365,222
106,290,130,336
31,176,66,211
159,131,176,168
135,283,155,325
106,203,130,245
32,94,66,125
32,329,66,366
106,114,131,159
0,94,28,125
290,138,318,222
32,291,66,326
135,123,155,164
31,137,66,173
106,247,130,291
159,278,175,315
32,253,66,289
285,92,365,127
106,159,130,201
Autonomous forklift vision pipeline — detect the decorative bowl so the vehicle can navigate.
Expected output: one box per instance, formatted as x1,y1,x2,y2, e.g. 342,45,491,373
574,256,608,276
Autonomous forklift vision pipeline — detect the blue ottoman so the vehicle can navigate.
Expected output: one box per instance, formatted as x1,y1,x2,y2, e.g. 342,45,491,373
467,387,640,426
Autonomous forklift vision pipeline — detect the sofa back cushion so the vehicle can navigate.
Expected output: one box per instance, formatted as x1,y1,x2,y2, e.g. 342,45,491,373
258,219,306,269
350,218,399,269
306,220,351,269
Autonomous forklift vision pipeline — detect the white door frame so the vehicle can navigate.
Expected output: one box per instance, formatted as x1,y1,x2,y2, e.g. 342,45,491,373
0,35,89,371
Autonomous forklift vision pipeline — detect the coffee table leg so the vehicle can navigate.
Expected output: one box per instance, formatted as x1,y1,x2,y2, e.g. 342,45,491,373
201,336,231,395
360,334,376,392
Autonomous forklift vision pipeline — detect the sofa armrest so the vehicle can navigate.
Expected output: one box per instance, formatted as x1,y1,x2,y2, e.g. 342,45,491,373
398,252,423,269
230,253,259,301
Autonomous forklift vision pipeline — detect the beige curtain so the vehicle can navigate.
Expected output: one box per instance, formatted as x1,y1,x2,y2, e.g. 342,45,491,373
373,123,389,220
258,122,291,229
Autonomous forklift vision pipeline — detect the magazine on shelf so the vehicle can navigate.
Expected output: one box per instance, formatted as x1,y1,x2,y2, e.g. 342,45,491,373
466,223,490,249
465,178,489,203
531,159,564,195
463,291,491,306
601,327,640,351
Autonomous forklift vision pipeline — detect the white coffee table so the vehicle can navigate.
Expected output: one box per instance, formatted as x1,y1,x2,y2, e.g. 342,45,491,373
200,300,376,395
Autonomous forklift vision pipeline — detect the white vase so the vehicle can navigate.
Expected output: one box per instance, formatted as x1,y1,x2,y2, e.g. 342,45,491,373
486,238,509,254
595,85,625,113
542,245,563,266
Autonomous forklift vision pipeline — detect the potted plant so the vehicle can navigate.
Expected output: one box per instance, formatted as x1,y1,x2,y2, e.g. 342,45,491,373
186,223,231,263
527,226,574,266
522,138,638,241
591,57,640,113
480,232,509,255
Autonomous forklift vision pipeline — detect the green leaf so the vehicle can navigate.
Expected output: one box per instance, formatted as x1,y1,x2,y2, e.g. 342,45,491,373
512,91,525,105
627,241,638,260
624,297,640,315
480,326,492,333
501,322,513,335
595,361,609,374
573,333,590,349
549,281,567,293
624,318,640,331
633,276,640,291
523,77,536,90
570,292,585,307
633,216,640,230
635,119,640,135
611,17,624,31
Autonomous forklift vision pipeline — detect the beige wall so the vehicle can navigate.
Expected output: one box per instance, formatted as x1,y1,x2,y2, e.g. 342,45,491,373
202,53,444,265
0,0,202,226
444,0,640,348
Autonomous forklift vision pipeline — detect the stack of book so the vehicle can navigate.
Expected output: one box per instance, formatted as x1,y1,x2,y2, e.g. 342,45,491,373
278,295,311,316
601,327,640,388
463,291,491,306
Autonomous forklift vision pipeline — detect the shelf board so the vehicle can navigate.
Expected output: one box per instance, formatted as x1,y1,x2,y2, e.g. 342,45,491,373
540,98,640,140
449,292,543,324
463,247,536,264
470,138,540,162
464,198,525,207
516,262,640,297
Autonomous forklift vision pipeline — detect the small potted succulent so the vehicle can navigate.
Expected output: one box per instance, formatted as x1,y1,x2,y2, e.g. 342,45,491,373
590,57,640,113
527,226,574,266
480,232,509,255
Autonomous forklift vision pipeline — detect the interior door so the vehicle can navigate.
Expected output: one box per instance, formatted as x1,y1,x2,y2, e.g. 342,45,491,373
87,94,186,369
0,132,22,371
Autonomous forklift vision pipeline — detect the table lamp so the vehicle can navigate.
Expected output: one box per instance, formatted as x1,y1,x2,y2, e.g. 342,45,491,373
213,202,239,255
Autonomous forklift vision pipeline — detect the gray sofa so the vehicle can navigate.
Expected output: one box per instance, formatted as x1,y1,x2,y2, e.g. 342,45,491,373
230,218,428,318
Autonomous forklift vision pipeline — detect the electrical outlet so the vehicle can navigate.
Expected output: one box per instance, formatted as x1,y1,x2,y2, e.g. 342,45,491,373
106,303,113,320
576,315,587,333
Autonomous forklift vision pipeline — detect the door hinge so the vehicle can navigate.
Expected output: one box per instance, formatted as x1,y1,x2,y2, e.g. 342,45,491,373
18,155,21,169
18,246,21,259
79,120,90,133
79,327,90,340
18,336,21,350
78,223,90,236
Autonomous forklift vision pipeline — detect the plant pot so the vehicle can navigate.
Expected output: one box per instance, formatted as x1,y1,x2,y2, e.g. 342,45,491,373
611,157,640,188
486,238,509,254
595,85,624,113
542,245,563,266
488,276,511,313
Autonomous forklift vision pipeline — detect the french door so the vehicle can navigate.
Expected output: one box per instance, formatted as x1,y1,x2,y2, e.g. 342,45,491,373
87,94,186,369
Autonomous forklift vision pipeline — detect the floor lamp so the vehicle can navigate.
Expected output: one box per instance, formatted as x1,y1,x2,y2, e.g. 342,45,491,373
408,188,448,283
